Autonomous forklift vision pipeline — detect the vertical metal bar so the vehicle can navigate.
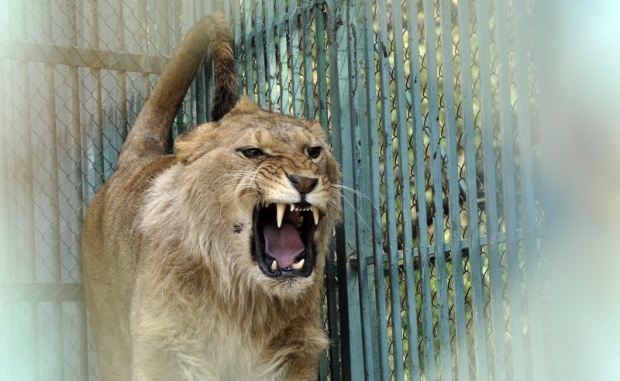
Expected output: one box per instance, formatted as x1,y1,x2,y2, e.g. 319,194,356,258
195,60,207,123
84,0,104,205
243,0,254,98
348,0,378,378
187,1,198,127
312,7,339,380
325,1,365,380
115,0,128,145
475,0,507,378
171,0,183,142
456,0,490,378
358,1,390,379
405,0,436,377
353,6,382,381
301,0,315,119
390,2,421,379
264,0,277,110
315,2,328,137
288,2,302,118
65,1,88,377
254,0,266,108
0,59,7,283
195,0,208,124
0,59,12,379
137,0,150,99
22,3,39,379
231,0,244,98
493,1,525,379
44,0,64,378
438,0,470,380
421,0,453,378
513,1,546,379
376,1,405,379
227,0,233,19
16,2,38,379
318,9,342,381
276,0,289,113
204,20,214,123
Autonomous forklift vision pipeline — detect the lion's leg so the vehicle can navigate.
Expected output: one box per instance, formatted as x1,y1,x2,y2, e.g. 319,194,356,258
83,280,132,380
83,219,132,380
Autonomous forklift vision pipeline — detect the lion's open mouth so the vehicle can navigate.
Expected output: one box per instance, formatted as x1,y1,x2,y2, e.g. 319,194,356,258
253,202,319,278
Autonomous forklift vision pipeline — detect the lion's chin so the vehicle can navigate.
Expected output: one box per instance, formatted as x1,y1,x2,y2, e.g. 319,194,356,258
252,202,319,280
251,269,317,299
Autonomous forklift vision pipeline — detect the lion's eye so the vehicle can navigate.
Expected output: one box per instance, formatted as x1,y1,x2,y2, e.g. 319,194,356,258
307,146,322,159
240,148,264,159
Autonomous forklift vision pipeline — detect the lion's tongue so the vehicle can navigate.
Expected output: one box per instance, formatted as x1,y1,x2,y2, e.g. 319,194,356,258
263,223,304,269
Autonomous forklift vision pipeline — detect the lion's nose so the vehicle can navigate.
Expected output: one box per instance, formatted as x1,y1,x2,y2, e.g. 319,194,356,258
287,174,318,194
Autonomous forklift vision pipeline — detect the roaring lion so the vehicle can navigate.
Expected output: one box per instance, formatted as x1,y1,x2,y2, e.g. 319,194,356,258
82,14,342,381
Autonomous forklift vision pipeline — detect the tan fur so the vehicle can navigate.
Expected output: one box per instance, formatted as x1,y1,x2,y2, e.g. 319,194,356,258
82,14,342,381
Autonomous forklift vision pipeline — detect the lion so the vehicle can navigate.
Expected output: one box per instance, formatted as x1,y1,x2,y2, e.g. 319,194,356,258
82,14,342,381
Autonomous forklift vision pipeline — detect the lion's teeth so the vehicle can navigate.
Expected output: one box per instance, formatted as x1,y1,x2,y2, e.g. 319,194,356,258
311,206,320,225
297,216,303,228
276,203,286,228
271,259,278,271
290,204,296,212
292,259,305,270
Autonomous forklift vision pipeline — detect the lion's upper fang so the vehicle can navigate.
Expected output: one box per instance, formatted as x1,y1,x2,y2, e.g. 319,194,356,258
274,203,319,228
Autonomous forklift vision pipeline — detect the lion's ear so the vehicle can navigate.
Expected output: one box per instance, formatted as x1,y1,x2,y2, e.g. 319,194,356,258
307,122,327,142
175,123,218,164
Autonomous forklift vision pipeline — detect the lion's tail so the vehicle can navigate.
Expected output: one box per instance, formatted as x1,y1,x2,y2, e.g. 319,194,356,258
116,14,238,169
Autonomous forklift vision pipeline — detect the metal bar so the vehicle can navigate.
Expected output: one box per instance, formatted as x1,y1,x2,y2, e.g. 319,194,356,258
350,229,544,268
243,0,254,98
288,2,302,118
0,283,84,303
493,1,526,379
348,0,378,378
405,0,436,376
0,58,14,380
421,0,453,378
254,0,266,108
16,4,39,378
513,0,546,379
391,3,421,376
456,0,490,378
115,0,128,143
204,9,215,122
0,38,169,72
475,0,507,378
312,8,338,379
85,0,104,202
170,0,182,144
358,1,390,379
276,0,289,113
301,0,315,119
264,0,277,110
48,1,65,378
237,3,303,43
315,2,328,137
231,0,244,98
376,1,405,379
438,0,470,380
195,60,207,124
0,60,8,284
325,1,365,379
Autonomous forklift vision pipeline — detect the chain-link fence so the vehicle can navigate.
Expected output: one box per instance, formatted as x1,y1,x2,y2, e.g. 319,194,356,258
0,0,545,380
